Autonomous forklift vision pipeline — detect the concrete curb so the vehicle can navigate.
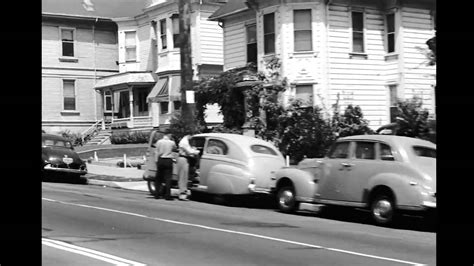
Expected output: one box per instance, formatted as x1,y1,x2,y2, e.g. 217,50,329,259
88,179,149,192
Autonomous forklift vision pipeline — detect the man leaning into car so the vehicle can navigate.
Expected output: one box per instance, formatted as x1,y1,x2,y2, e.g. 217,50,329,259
154,129,176,200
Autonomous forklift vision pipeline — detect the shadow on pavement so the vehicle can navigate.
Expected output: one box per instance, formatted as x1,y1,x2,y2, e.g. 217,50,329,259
42,174,88,185
291,207,436,233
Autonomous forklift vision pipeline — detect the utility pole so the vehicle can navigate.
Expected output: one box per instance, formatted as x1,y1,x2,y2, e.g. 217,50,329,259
178,0,196,130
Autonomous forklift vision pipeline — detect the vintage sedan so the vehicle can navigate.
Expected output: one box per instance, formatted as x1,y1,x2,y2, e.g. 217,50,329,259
42,133,88,183
274,135,436,225
143,133,286,197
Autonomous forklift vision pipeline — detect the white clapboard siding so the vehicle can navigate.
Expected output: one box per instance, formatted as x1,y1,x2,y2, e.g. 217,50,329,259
137,23,153,71
199,12,223,65
223,22,246,70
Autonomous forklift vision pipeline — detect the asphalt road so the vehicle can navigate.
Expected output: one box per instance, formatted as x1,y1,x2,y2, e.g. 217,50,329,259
42,181,436,266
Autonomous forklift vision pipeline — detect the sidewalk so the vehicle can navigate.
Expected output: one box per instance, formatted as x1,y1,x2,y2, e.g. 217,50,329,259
86,162,149,192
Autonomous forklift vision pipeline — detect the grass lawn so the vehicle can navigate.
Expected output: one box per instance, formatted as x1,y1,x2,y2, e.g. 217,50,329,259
78,147,149,160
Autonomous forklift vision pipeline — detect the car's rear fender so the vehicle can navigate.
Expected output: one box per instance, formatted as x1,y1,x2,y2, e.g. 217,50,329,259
367,173,423,208
207,164,251,194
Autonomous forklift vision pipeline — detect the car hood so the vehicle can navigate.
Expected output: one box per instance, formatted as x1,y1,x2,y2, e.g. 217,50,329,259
43,147,83,162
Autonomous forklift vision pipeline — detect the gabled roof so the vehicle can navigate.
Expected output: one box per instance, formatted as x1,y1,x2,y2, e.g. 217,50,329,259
42,0,148,19
208,0,249,20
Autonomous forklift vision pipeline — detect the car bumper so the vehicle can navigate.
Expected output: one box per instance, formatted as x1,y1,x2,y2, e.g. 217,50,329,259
44,165,87,175
248,184,271,194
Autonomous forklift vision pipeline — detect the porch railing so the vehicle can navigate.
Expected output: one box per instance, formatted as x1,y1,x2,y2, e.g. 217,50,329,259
81,119,103,144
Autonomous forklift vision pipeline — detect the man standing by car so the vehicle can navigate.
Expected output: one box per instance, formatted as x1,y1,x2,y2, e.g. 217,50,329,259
154,129,176,200
177,134,199,201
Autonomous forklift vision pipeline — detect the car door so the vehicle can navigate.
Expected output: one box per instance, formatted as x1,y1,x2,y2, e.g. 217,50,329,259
198,138,229,187
337,141,377,203
318,141,353,200
143,130,161,179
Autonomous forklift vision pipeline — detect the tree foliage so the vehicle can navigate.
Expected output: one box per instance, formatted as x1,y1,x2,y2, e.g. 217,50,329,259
331,93,374,137
394,96,431,140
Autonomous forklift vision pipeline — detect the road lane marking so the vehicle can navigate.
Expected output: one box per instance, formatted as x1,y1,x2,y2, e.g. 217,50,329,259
43,197,426,266
42,238,146,266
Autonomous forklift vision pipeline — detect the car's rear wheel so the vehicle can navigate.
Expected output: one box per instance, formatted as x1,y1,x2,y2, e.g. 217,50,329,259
370,193,396,225
277,186,299,213
147,180,156,196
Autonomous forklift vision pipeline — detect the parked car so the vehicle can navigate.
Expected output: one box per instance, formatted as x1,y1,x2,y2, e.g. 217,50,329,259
273,135,436,225
42,133,88,183
143,132,286,197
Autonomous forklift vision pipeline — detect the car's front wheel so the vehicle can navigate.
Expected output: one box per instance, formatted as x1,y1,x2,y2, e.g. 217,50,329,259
370,193,396,225
277,186,299,213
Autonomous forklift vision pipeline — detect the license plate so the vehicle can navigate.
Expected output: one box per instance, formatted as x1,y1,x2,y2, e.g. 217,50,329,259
63,158,73,164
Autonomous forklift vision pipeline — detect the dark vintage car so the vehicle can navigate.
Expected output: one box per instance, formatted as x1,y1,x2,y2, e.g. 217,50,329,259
42,133,87,183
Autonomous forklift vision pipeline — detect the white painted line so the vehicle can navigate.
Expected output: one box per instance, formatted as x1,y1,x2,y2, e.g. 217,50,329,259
43,197,426,266
42,238,146,266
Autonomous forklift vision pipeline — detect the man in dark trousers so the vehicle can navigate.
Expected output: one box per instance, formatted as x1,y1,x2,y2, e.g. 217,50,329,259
154,129,176,200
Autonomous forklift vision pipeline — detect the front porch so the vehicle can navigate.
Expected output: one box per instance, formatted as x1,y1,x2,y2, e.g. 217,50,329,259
95,71,162,130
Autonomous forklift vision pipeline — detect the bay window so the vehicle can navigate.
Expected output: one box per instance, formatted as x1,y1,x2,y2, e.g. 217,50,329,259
294,10,312,52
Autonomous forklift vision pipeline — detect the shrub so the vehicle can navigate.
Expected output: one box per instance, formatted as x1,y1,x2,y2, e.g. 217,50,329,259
394,96,431,140
272,100,335,163
169,111,203,143
110,130,150,144
332,104,374,138
58,130,84,146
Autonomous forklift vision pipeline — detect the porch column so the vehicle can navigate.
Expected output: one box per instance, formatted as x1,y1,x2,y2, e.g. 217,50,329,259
151,102,160,127
128,86,134,128
101,90,106,130
110,89,115,123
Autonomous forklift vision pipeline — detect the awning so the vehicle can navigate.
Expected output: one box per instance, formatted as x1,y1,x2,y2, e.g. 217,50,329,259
147,77,168,103
94,71,157,90
147,75,182,103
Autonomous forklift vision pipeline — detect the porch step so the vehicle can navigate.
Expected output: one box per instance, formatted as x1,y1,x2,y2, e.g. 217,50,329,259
84,130,112,146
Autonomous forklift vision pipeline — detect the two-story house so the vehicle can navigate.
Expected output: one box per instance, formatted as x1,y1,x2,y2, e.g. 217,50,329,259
42,0,150,134
94,0,225,130
210,0,436,129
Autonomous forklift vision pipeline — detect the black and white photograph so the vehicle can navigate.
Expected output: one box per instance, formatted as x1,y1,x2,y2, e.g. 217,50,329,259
41,0,438,265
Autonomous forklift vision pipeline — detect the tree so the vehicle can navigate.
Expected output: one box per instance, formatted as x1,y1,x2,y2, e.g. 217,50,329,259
331,93,374,138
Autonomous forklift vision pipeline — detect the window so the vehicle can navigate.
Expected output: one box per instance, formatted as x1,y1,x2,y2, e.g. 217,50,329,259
263,13,275,54
125,31,137,62
294,9,312,52
328,142,350,159
246,24,257,63
206,139,228,155
173,101,181,111
172,16,180,48
380,143,395,161
355,142,375,160
295,85,313,106
160,102,169,114
63,80,76,111
61,28,74,57
136,88,149,113
389,84,398,122
413,146,436,158
104,91,112,112
251,145,277,155
351,11,364,53
386,13,396,53
160,19,167,50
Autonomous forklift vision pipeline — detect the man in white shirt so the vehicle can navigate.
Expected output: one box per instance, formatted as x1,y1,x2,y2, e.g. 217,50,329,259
177,134,199,200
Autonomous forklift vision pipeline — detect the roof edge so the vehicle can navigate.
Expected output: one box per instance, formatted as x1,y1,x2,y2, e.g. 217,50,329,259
208,7,249,20
42,12,112,21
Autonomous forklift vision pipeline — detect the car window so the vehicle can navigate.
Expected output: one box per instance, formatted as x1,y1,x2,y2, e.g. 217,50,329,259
328,142,350,159
251,145,277,155
379,143,395,161
355,141,375,160
43,139,72,148
413,146,436,158
206,139,228,155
